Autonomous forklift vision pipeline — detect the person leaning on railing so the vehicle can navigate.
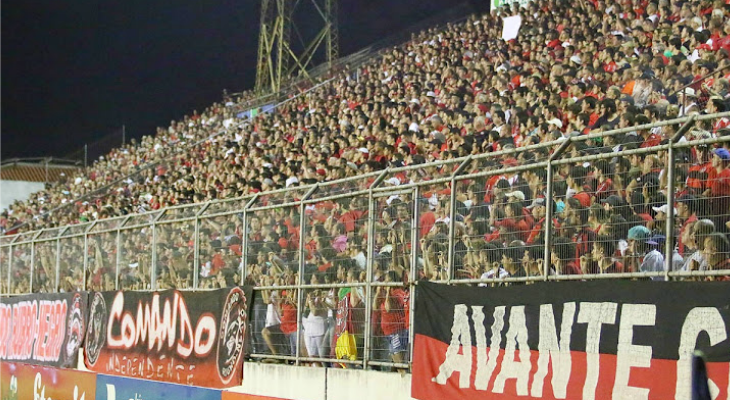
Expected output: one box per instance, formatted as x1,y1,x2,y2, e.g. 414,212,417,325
373,271,409,368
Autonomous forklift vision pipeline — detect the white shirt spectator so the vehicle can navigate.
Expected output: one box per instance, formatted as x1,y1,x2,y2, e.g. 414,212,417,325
265,291,282,328
640,249,666,281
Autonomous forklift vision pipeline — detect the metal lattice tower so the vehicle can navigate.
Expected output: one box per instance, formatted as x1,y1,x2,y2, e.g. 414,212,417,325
326,0,338,67
254,0,338,94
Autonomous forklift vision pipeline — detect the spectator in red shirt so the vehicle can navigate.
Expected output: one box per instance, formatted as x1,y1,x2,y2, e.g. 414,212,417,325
497,200,532,242
525,197,560,245
280,290,300,357
567,165,592,207
688,144,714,192
709,148,730,231
593,160,615,203
373,271,409,366
638,115,663,148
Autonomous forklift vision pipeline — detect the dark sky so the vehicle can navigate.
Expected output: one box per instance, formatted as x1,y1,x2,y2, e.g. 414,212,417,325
1,0,464,160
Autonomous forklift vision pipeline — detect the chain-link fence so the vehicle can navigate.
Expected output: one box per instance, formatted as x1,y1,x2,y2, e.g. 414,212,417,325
2,113,730,372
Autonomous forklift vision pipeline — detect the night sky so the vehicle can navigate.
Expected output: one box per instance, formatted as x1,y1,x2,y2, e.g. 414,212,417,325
2,0,463,160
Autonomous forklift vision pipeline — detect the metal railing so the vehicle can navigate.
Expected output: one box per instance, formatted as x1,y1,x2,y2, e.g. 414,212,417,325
2,112,730,370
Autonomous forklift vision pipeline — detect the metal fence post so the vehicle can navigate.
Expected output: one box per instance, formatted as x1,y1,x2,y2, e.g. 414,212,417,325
55,238,61,292
364,188,376,369
83,225,91,291
241,195,259,286
151,212,165,290
8,241,14,295
543,164,554,280
447,157,471,283
408,185,419,370
115,226,122,290
364,170,388,369
665,115,696,279
544,139,571,279
296,186,317,366
410,186,420,284
237,212,244,287
193,215,201,290
151,222,157,290
29,239,36,293
193,203,210,289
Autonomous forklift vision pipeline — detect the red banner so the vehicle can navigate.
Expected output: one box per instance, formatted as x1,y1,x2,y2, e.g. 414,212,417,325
84,287,251,388
0,361,97,400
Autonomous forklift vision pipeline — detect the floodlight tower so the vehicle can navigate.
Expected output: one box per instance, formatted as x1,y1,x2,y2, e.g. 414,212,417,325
254,0,339,95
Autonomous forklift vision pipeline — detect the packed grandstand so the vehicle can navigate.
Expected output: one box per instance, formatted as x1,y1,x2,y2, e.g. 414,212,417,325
2,0,730,372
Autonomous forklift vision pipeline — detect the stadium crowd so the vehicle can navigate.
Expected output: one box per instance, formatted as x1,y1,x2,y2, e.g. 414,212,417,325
3,0,730,364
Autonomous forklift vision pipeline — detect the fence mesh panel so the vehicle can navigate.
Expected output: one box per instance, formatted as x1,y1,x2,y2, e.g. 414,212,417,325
156,221,196,289
33,240,58,293
10,243,32,294
86,231,117,291
198,214,243,290
0,246,9,294
119,227,152,290
58,235,85,292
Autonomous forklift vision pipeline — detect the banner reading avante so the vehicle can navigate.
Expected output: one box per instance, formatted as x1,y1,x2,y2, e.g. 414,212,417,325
0,361,97,400
412,281,730,400
0,292,88,368
84,287,252,388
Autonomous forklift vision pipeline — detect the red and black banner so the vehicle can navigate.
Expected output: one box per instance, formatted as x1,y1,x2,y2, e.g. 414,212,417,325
0,292,88,368
412,281,730,400
84,287,252,389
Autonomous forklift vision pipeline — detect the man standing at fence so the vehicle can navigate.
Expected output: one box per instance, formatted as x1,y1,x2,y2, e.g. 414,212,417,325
709,148,730,233
374,271,409,368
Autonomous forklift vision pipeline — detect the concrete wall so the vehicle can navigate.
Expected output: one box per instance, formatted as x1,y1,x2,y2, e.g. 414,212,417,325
225,363,327,400
0,180,44,212
327,368,415,400
224,363,415,400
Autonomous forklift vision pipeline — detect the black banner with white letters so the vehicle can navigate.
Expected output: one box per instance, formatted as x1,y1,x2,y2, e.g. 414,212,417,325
84,287,252,388
0,292,88,368
412,281,730,400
